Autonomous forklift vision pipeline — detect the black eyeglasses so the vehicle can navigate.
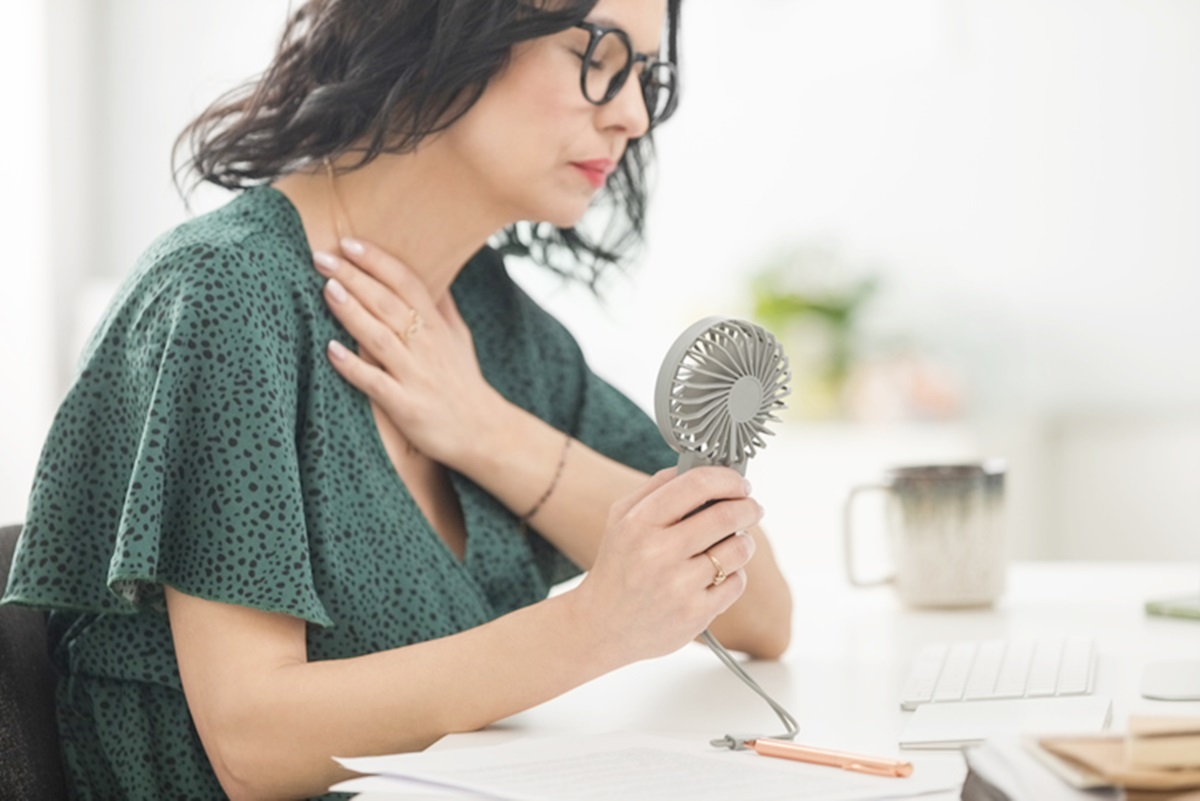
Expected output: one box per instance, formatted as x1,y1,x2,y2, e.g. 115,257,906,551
573,22,678,130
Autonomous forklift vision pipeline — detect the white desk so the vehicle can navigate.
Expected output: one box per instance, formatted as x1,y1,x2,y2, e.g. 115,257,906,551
434,562,1200,800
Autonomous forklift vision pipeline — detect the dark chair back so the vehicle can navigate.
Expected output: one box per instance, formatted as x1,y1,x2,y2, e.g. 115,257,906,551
0,523,70,800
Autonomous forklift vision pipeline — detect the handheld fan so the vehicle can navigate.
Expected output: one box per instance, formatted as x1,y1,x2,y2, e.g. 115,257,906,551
655,316,791,476
653,316,799,749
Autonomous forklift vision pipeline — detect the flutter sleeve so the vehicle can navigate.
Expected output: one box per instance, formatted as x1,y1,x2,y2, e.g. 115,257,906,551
3,241,333,627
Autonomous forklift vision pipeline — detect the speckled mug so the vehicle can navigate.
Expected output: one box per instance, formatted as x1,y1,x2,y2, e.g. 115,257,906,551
843,461,1007,608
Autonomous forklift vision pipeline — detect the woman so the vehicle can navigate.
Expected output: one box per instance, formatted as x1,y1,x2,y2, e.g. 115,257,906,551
3,0,792,798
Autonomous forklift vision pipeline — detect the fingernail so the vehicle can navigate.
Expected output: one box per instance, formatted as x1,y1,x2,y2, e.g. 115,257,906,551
313,251,339,274
743,479,753,496
341,237,365,256
738,530,756,554
326,278,348,303
328,340,349,361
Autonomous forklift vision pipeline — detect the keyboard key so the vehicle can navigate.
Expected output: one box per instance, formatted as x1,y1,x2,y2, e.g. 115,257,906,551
1026,638,1064,697
900,643,947,708
1056,636,1095,695
932,642,978,702
962,640,1005,700
993,639,1036,698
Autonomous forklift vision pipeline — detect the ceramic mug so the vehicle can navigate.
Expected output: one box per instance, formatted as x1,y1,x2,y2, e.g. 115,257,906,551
842,461,1007,607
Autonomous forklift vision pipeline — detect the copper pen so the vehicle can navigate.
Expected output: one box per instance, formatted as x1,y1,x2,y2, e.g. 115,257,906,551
749,738,914,778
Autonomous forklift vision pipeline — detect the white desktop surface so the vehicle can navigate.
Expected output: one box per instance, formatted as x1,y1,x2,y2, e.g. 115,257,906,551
430,562,1200,799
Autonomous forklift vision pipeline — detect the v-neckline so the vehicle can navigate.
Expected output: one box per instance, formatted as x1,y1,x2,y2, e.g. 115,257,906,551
265,184,481,572
362,398,472,567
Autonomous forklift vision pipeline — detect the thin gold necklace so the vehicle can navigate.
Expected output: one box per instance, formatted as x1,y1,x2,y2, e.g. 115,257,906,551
323,158,352,242
322,158,420,458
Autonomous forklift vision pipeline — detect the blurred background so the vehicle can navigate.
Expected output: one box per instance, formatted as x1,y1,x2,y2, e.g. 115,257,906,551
2,1,1198,571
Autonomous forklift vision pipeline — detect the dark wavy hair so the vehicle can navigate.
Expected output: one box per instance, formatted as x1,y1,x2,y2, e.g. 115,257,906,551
174,0,682,289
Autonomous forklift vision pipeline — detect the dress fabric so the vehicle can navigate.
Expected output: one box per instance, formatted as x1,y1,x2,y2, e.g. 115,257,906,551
1,186,675,800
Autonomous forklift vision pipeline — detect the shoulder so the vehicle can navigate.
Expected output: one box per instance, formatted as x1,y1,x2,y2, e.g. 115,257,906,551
134,186,312,296
87,188,321,363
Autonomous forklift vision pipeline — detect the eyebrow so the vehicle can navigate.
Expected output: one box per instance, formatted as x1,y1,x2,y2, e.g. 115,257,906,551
583,14,661,59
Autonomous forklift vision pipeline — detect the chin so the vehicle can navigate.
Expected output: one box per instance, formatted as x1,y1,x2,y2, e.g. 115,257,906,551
523,206,588,231
511,182,601,230
533,200,593,230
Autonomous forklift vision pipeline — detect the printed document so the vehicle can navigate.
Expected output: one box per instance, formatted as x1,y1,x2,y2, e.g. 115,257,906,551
332,732,963,800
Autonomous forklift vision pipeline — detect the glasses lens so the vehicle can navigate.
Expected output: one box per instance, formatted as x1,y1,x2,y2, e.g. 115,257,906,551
584,29,633,104
642,62,677,127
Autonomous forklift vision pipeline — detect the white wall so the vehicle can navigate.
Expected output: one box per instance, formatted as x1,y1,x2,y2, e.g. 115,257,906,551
93,1,294,281
522,0,1200,559
3,1,1198,558
588,0,1200,417
0,4,54,524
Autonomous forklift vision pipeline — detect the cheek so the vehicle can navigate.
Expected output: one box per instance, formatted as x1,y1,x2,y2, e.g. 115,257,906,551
479,51,589,155
440,50,600,221
459,102,575,199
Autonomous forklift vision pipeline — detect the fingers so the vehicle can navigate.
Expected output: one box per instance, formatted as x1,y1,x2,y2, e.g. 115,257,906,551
314,248,426,349
625,466,761,555
705,568,748,617
695,530,756,591
326,338,401,407
332,238,437,322
639,466,753,526
673,492,762,558
609,467,677,522
320,275,414,376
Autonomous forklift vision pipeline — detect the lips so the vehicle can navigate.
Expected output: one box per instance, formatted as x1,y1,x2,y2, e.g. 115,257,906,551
570,159,616,189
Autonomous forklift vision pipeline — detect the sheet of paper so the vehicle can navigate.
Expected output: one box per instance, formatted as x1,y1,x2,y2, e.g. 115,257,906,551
963,737,1119,800
330,774,492,798
335,732,963,801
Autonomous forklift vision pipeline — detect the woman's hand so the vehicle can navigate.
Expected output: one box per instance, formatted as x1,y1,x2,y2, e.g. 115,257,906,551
570,466,764,665
312,238,505,465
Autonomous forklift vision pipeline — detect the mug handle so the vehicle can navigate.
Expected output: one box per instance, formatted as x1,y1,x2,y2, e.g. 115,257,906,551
843,483,894,587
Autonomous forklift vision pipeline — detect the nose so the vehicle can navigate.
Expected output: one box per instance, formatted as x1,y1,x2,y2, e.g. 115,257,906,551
596,72,651,139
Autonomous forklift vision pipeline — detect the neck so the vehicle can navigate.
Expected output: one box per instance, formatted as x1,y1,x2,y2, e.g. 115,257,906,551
274,147,510,300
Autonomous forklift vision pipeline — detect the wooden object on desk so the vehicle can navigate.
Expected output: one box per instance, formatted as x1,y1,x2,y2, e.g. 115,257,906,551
1126,716,1200,770
1038,733,1200,792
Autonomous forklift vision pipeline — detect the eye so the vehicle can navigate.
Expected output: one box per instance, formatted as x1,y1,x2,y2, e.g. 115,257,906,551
572,50,605,68
569,49,605,70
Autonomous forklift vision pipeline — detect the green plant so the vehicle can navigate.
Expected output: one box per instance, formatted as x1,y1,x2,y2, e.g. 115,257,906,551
749,243,879,417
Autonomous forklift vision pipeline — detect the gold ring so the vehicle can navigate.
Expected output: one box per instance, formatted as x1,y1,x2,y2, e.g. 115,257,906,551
403,309,422,340
401,309,422,344
705,551,727,587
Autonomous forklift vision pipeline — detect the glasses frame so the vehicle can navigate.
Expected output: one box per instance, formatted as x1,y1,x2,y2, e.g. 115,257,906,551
573,21,679,129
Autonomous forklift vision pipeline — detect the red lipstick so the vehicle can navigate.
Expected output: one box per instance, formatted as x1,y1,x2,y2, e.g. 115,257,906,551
571,159,615,188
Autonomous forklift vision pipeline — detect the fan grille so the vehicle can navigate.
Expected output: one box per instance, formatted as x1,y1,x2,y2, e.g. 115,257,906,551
662,318,791,468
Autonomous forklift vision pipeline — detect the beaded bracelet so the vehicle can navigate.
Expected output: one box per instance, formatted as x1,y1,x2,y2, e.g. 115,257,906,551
519,433,572,528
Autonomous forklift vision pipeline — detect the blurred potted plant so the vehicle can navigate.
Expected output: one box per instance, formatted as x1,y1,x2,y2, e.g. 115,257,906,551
749,242,879,420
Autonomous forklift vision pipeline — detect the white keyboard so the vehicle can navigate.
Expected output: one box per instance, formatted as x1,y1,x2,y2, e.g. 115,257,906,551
900,636,1098,711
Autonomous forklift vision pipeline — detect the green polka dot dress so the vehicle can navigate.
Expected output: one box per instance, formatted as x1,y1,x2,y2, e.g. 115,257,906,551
2,187,675,800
